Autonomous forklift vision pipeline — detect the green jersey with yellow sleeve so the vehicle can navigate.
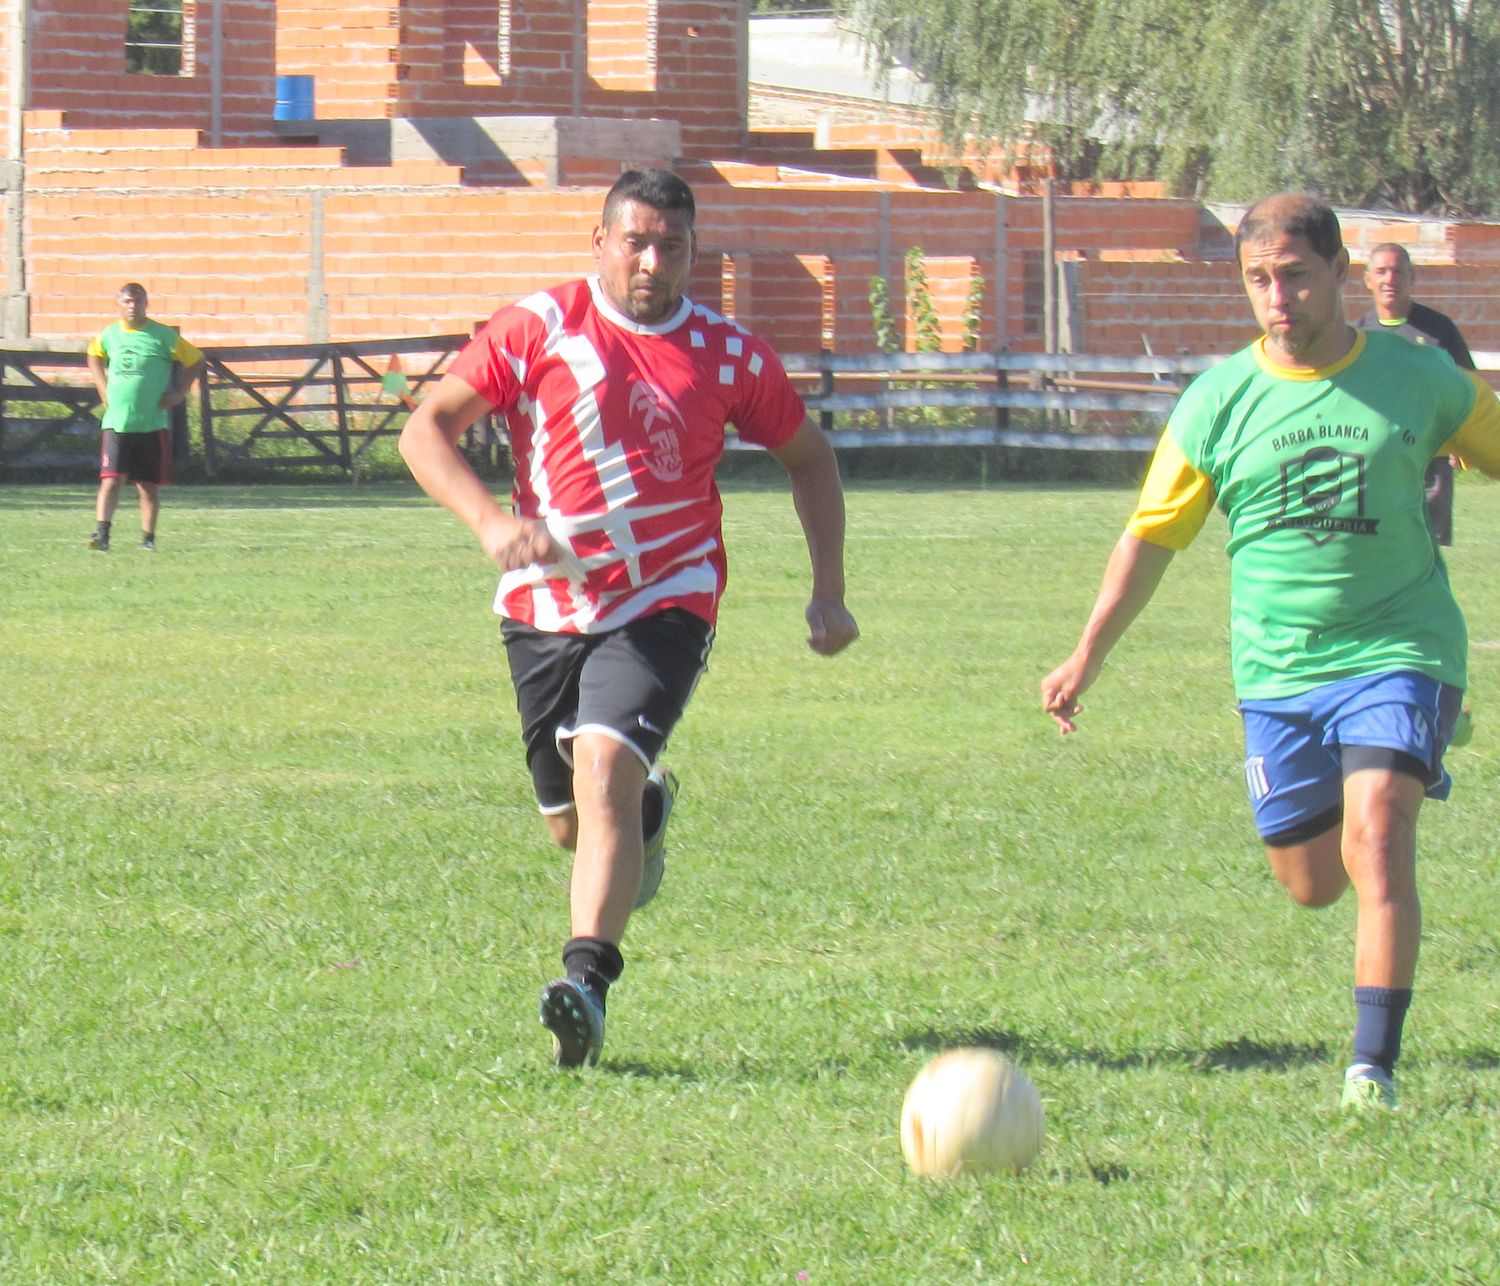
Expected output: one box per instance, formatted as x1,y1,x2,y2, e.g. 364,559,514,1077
89,320,203,433
1126,328,1500,699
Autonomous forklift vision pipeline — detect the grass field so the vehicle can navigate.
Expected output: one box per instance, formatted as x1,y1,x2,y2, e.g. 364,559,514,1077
1,478,1496,1284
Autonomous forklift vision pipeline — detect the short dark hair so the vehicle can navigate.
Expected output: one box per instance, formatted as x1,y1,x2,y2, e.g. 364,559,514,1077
602,169,696,228
118,282,147,298
1235,195,1343,264
1366,242,1413,269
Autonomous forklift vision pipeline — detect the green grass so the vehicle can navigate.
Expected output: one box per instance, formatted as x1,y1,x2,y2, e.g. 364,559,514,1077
1,478,1496,1284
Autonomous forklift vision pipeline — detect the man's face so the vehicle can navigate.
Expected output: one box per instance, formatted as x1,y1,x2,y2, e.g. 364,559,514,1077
116,289,147,327
1239,233,1350,368
1363,249,1413,319
592,199,696,324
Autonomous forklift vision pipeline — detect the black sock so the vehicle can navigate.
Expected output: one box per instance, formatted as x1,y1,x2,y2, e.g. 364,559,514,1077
1352,986,1412,1074
95,520,111,537
563,936,623,1009
142,530,154,541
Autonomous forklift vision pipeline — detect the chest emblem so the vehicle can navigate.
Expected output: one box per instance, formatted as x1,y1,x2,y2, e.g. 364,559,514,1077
627,378,685,482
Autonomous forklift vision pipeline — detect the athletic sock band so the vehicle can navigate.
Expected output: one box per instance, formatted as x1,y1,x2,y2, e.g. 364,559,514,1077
563,936,624,1007
1352,986,1412,1074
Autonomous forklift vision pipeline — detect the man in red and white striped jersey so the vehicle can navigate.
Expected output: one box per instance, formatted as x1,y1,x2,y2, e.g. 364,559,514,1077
401,169,858,1068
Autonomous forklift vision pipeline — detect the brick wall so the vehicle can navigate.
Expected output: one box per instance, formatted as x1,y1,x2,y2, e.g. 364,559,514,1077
268,0,742,156
18,114,1500,358
28,0,279,142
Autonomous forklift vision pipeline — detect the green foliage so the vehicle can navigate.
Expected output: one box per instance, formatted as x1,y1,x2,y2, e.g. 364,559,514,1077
838,0,1500,215
125,0,183,76
963,268,985,353
905,247,944,353
868,272,899,354
1,481,1498,1280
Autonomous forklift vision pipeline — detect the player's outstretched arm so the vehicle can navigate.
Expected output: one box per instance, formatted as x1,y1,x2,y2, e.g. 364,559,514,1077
770,419,859,656
399,372,559,570
1041,533,1175,734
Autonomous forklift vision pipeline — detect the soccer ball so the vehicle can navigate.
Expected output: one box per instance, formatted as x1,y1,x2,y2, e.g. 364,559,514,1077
900,1048,1044,1176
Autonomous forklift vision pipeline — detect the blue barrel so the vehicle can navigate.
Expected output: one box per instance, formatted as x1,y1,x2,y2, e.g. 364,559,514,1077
273,75,315,122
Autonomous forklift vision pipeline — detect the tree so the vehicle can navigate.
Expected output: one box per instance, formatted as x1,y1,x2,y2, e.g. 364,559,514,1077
836,0,1500,216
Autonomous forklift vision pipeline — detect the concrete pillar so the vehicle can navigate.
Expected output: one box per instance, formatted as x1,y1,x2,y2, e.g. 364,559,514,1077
3,0,31,340
307,192,329,342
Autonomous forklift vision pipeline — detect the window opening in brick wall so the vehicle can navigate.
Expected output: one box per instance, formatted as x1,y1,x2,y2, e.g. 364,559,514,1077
819,257,836,351
126,0,190,76
586,0,657,91
1020,250,1044,336
720,254,738,321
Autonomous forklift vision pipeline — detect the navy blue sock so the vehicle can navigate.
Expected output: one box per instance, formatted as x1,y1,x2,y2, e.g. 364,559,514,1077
1352,986,1412,1074
562,936,623,1010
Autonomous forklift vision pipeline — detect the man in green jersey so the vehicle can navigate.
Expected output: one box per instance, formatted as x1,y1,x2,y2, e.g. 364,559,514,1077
1041,194,1500,1112
86,283,204,551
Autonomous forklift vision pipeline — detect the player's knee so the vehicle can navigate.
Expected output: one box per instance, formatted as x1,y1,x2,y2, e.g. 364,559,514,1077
1267,842,1347,907
1276,867,1347,909
570,737,644,809
1341,822,1417,904
544,810,578,851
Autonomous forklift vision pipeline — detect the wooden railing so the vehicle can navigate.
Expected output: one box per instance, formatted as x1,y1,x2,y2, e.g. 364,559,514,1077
777,350,1221,453
0,336,466,478
196,336,466,478
5,343,1498,477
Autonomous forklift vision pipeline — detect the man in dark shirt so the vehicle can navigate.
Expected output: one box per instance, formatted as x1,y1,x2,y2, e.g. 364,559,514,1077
1359,243,1476,545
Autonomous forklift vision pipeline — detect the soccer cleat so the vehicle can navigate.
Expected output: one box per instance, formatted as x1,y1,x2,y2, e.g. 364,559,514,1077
140,536,156,551
539,977,605,1069
87,532,110,551
635,767,679,910
1341,1063,1397,1112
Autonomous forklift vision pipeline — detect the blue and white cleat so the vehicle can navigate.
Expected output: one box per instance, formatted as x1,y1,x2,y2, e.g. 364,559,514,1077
635,768,679,910
540,977,605,1069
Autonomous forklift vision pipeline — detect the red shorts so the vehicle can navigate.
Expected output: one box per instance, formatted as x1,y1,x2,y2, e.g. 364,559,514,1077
100,429,173,485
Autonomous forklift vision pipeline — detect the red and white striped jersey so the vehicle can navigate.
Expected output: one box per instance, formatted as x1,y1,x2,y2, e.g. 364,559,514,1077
449,276,807,632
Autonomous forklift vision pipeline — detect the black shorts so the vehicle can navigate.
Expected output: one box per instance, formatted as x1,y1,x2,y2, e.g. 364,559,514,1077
100,429,172,485
502,607,714,813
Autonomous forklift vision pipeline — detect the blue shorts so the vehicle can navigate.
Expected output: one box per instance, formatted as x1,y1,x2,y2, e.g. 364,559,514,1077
1239,671,1463,846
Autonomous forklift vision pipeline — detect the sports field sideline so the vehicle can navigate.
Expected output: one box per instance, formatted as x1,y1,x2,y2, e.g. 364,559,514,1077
0,480,1495,1282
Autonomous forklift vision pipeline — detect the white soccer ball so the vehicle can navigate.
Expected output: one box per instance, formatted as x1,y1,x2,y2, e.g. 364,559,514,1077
900,1048,1044,1176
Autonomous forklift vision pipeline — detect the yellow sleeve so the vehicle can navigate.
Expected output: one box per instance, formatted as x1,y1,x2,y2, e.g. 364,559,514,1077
87,333,107,358
1124,428,1216,551
172,335,204,366
1440,372,1500,477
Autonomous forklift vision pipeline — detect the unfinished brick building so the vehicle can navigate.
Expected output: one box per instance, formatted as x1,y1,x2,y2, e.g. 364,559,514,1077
3,0,1499,355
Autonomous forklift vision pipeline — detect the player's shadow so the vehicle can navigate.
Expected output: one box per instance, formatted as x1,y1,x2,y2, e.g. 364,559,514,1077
602,1059,702,1081
898,1027,1329,1073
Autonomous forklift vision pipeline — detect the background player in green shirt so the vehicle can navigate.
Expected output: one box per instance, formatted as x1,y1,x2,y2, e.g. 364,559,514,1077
86,282,204,551
1041,194,1500,1112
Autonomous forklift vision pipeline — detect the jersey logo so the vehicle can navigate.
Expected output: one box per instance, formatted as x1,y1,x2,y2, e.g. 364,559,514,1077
1267,447,1378,545
627,378,685,483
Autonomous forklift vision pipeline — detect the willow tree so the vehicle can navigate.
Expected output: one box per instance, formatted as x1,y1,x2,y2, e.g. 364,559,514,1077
838,0,1500,216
